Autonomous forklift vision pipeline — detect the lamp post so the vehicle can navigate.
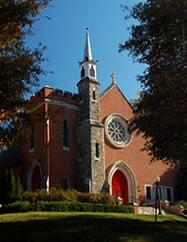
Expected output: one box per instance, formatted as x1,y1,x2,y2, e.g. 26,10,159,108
155,176,161,222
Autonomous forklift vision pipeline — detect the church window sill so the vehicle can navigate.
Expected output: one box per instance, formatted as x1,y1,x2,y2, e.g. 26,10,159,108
29,148,34,153
95,157,100,161
63,147,69,152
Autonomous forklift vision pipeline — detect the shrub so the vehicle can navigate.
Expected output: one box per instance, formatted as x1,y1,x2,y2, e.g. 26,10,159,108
2,201,133,213
3,201,31,213
22,188,115,205
22,188,66,202
63,189,80,202
14,176,22,201
76,192,115,205
178,200,187,209
0,169,22,204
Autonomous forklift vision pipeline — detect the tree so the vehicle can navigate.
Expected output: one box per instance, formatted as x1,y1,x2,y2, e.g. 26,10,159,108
0,169,22,204
0,0,49,149
120,0,187,165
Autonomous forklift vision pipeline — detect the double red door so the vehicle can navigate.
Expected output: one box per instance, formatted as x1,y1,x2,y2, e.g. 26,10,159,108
112,170,129,204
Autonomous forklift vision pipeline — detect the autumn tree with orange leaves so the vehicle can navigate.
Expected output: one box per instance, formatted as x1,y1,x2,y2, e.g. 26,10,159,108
0,0,49,149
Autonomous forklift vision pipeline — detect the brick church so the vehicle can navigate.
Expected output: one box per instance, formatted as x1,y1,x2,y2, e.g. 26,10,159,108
2,30,178,205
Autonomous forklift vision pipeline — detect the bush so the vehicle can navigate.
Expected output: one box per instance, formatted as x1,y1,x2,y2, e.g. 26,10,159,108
0,169,22,204
22,188,66,202
76,192,115,205
3,201,31,213
22,188,116,205
178,200,187,209
2,201,134,213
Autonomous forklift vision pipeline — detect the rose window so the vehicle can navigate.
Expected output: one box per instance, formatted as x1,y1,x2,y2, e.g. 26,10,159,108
105,115,131,147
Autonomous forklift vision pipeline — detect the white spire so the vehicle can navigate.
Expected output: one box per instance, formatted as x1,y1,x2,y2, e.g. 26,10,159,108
79,28,97,80
83,27,93,62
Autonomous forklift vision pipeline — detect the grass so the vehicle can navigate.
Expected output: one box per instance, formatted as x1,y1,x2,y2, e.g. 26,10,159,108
0,212,187,242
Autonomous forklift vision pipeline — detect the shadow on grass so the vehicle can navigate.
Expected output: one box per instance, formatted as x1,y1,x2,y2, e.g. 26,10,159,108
0,214,187,242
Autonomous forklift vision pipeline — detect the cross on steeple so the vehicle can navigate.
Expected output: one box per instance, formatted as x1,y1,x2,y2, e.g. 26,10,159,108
111,73,117,84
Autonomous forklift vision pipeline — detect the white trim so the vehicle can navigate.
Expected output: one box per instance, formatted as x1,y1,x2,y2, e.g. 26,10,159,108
29,99,79,113
160,185,174,202
63,147,69,152
30,102,44,113
144,184,174,203
105,113,132,148
27,160,42,191
44,98,79,111
107,161,137,204
144,184,153,202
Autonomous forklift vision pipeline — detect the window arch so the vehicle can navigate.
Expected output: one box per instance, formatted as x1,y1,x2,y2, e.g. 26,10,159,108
29,125,35,150
27,161,42,191
90,65,95,77
62,119,69,149
81,66,85,78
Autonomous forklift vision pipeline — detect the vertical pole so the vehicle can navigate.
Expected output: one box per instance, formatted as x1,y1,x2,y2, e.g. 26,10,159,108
45,102,50,192
155,182,158,222
158,186,162,215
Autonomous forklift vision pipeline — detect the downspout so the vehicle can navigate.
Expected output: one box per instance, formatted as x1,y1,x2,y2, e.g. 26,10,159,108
45,102,50,192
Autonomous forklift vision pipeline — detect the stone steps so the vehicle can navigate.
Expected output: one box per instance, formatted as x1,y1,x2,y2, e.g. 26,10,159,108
138,206,166,215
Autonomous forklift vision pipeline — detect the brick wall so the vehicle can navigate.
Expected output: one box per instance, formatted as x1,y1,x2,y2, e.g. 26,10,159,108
100,84,178,203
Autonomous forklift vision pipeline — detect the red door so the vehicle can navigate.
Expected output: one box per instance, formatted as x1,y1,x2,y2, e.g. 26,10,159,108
112,170,128,204
32,165,41,191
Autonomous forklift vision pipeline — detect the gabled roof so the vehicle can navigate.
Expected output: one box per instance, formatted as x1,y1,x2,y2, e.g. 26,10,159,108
100,83,133,110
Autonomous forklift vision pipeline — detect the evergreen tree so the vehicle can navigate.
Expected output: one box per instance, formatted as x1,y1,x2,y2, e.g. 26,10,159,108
120,0,187,165
0,169,22,204
15,175,22,201
6,169,16,203
0,0,49,149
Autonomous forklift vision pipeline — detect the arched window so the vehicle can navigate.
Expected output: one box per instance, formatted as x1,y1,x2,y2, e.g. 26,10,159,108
81,66,85,78
29,125,35,150
62,119,69,149
95,143,100,158
90,65,95,77
93,90,96,100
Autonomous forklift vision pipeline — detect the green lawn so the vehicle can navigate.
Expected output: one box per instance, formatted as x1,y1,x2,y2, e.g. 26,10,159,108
0,212,186,242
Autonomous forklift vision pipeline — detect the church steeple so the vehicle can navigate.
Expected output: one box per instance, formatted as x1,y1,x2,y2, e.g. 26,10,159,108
80,28,97,80
83,28,93,62
77,29,105,193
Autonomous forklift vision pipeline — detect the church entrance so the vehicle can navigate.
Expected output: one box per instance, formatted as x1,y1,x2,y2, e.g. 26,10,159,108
32,165,41,191
112,170,129,204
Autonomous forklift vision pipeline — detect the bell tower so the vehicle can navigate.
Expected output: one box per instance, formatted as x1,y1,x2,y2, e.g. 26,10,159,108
77,29,105,193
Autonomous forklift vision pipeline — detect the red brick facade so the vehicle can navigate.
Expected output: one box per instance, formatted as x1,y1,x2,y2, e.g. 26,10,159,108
3,30,178,205
17,81,177,205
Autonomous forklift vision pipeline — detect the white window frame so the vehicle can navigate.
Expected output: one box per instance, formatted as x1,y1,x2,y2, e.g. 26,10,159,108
144,184,153,202
144,184,174,203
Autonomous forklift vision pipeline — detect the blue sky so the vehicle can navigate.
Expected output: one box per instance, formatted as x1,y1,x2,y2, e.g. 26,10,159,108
27,0,146,101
